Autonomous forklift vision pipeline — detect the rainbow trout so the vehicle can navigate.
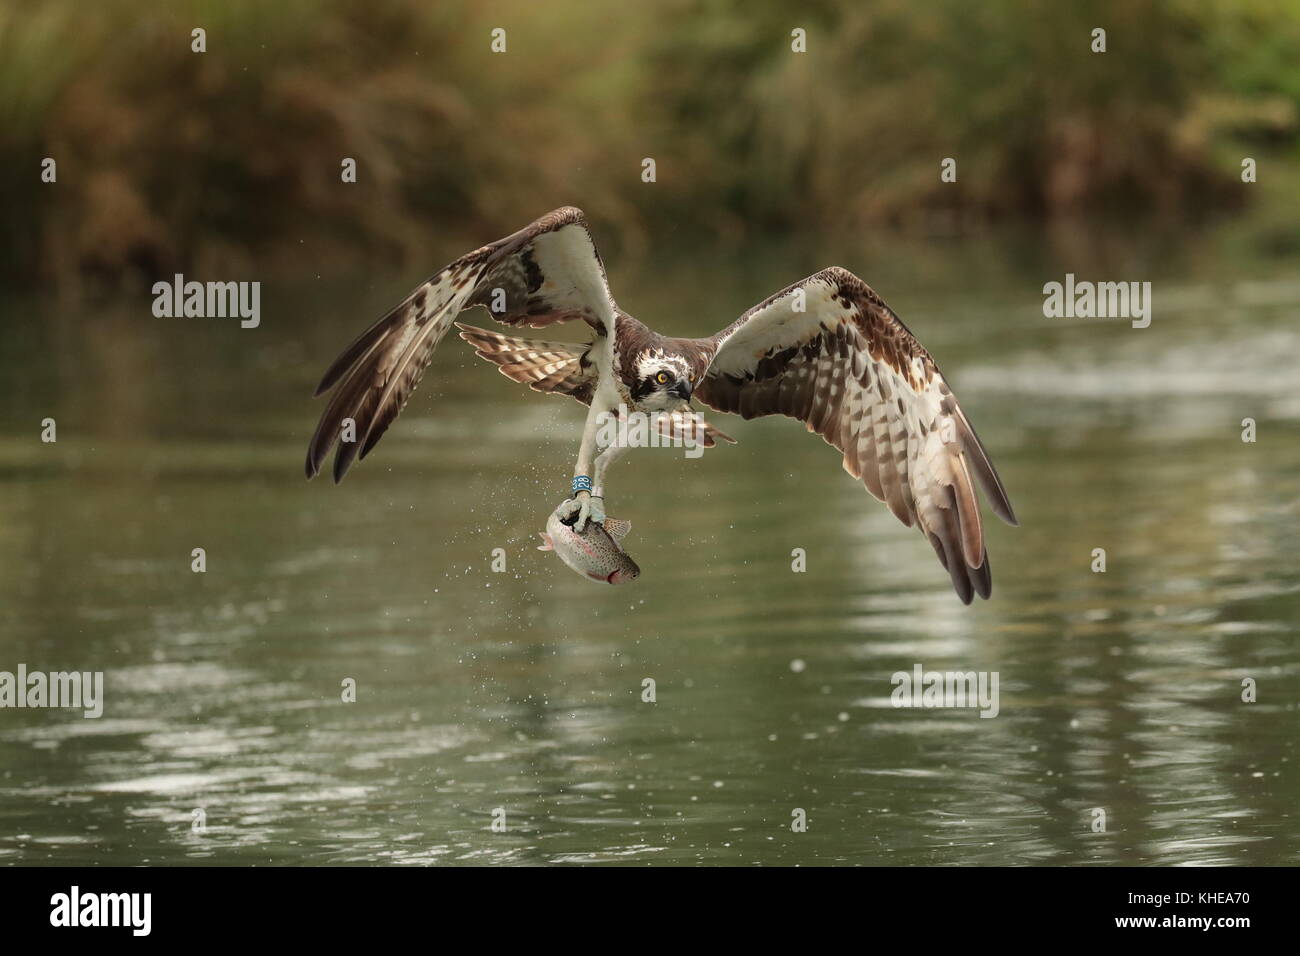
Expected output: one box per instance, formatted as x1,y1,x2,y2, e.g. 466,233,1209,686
538,510,640,585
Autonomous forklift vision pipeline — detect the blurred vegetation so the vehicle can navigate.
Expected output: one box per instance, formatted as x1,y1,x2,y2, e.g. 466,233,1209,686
1,0,1298,291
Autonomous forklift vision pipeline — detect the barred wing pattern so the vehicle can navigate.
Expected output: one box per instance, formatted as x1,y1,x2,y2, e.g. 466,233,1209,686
456,322,735,447
305,207,615,483
454,322,598,405
696,267,1017,603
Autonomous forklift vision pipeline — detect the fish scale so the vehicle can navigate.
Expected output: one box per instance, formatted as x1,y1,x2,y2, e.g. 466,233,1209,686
537,510,640,585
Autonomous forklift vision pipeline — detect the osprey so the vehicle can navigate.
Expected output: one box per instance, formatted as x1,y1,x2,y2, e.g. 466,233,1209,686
305,207,1017,602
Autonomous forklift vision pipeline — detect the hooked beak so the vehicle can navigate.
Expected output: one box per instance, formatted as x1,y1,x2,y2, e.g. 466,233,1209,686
671,381,693,402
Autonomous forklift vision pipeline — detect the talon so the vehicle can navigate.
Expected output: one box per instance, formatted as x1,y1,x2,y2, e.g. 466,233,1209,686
574,491,593,532
556,489,605,532
555,496,582,527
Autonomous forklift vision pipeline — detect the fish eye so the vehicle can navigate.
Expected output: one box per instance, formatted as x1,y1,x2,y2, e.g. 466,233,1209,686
655,371,670,385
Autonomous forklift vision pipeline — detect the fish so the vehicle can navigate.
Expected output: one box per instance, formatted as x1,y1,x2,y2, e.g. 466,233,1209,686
537,509,641,584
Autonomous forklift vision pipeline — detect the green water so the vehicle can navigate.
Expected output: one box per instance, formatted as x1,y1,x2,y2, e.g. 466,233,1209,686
1,220,1298,865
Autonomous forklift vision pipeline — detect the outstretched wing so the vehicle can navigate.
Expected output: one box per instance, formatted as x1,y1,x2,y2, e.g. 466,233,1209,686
306,207,616,482
695,267,1016,603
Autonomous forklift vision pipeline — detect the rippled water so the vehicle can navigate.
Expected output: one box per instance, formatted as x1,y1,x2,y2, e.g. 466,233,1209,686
1,222,1297,865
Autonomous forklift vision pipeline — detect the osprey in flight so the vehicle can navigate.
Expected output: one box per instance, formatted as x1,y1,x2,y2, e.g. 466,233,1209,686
305,207,1017,602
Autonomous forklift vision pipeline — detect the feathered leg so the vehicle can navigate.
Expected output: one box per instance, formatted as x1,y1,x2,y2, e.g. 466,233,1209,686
556,399,612,531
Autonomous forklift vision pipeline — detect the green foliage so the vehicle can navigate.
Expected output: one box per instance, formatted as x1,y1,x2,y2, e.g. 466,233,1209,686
1,0,1296,288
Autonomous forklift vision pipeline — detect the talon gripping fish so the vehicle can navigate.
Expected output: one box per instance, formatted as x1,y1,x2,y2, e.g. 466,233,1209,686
538,511,640,585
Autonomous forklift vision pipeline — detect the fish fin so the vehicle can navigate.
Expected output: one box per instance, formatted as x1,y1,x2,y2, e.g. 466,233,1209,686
602,517,632,540
537,533,554,552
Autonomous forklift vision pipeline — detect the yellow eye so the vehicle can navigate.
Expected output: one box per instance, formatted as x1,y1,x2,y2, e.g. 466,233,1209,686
656,371,670,385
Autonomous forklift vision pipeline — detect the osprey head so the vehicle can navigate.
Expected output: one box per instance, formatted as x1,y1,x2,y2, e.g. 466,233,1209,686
631,350,694,410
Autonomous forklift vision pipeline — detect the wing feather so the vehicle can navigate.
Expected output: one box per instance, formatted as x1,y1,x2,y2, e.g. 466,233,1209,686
454,322,597,405
306,207,616,482
694,266,1016,603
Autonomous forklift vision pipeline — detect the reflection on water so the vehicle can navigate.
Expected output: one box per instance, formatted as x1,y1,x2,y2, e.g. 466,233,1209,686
1,223,1297,865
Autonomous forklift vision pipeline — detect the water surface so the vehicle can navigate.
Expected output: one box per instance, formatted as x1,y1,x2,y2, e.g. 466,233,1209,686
1,221,1297,865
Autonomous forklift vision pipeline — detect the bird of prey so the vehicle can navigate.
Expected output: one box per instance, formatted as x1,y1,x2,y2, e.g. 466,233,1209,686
305,207,1017,602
